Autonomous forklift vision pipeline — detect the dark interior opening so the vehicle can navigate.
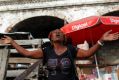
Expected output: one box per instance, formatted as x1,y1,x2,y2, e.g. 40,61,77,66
103,10,119,16
11,16,66,38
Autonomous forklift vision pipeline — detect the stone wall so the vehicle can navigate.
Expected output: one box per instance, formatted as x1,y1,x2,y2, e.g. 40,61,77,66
0,0,118,32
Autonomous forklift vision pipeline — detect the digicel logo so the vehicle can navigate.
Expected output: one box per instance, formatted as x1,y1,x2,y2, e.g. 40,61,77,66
72,22,88,31
110,18,119,24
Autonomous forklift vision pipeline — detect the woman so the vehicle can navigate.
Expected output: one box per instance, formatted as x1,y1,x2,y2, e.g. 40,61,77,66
1,29,119,80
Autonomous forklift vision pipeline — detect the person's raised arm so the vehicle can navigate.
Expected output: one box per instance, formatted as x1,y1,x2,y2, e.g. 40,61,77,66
76,30,119,58
1,35,43,58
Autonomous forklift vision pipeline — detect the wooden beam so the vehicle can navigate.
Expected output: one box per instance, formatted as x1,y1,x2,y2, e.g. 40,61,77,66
10,48,38,53
0,49,9,80
7,69,25,77
7,67,39,78
0,39,42,46
8,58,41,63
7,69,38,78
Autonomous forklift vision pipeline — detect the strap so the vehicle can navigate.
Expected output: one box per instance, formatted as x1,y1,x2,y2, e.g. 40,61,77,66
14,59,41,80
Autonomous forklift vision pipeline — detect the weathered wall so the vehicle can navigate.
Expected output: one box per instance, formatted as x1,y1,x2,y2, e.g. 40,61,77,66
0,0,119,32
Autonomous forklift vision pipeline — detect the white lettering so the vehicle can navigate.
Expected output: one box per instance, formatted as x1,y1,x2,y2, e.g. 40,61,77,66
72,22,88,31
110,18,119,24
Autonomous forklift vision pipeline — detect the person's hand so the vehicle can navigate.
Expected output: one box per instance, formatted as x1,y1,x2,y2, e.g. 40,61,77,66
100,30,119,42
0,35,13,44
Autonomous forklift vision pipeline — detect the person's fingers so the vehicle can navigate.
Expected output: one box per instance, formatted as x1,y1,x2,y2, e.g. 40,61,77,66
112,34,119,40
105,30,112,34
1,36,9,40
113,33,119,39
113,37,118,40
4,35,9,38
111,32,119,35
1,37,5,40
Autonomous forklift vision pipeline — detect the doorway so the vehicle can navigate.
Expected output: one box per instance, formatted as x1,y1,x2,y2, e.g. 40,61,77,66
11,16,66,38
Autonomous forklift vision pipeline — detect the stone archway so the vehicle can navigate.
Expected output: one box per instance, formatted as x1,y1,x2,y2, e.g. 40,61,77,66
10,16,66,38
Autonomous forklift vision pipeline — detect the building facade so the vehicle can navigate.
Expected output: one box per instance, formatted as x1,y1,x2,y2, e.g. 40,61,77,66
0,0,119,80
0,0,119,36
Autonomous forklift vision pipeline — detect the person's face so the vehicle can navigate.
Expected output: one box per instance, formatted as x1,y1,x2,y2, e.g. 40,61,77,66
50,29,65,42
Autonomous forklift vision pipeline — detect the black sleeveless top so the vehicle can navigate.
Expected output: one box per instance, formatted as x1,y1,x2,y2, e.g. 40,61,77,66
43,44,77,80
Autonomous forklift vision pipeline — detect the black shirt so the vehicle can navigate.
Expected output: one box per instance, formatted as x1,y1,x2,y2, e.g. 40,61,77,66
43,44,77,80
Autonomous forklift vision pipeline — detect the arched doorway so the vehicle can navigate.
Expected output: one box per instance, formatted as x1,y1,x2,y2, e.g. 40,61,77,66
11,16,66,38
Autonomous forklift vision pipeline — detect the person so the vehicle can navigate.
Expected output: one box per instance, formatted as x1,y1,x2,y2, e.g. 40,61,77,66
1,29,119,80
